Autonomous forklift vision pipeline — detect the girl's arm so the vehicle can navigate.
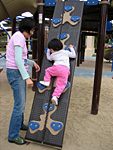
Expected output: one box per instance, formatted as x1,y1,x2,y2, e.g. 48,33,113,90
47,48,53,61
68,45,76,58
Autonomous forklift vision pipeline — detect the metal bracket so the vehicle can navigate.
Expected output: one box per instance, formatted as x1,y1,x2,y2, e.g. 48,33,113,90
37,3,45,6
99,1,110,5
32,78,37,81
32,38,38,41
32,59,38,61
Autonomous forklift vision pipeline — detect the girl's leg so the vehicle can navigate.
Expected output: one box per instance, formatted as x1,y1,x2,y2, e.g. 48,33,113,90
52,76,67,98
52,66,70,98
40,66,59,87
44,66,56,82
7,69,26,140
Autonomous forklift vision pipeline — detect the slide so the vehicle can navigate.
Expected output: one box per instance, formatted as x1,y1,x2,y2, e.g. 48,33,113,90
25,1,84,149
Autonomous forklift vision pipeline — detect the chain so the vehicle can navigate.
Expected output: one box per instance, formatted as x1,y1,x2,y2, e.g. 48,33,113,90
41,78,54,143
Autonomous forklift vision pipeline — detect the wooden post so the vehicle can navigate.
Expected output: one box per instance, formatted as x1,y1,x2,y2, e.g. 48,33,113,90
32,31,38,91
32,0,45,91
80,33,85,63
91,0,109,115
80,33,83,64
37,0,45,80
77,34,81,67
82,33,85,62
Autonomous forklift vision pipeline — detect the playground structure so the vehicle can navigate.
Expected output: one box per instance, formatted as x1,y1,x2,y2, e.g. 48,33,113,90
104,48,113,60
0,26,11,72
0,26,11,58
0,0,113,149
0,25,33,58
26,2,84,148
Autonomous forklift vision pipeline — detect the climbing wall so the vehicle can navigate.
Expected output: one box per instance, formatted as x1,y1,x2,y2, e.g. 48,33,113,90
25,1,84,149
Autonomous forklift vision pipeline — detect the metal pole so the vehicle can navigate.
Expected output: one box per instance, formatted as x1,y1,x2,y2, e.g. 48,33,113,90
91,0,109,115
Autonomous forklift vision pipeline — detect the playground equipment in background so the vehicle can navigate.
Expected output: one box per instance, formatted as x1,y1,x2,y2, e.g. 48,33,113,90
104,38,113,60
110,51,113,70
104,48,113,60
106,21,112,31
0,26,11,58
104,48,113,79
0,26,33,58
109,51,113,79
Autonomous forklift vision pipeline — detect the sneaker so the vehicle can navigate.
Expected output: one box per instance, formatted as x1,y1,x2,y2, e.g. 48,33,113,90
39,81,50,86
51,96,58,105
8,136,26,145
20,124,28,130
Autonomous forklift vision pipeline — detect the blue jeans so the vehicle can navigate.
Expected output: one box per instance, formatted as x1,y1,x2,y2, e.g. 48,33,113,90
7,69,27,140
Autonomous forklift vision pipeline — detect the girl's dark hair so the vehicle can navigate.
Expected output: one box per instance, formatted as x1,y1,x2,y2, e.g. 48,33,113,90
48,38,63,51
19,17,37,34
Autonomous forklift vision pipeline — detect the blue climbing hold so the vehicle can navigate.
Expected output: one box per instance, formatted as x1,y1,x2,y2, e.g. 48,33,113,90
71,16,80,22
111,52,113,56
45,47,48,53
51,122,63,131
65,45,76,52
43,103,54,112
37,82,47,90
65,45,71,52
28,121,40,130
45,0,56,6
64,6,72,12
52,18,61,25
85,0,98,5
65,81,70,88
58,33,68,40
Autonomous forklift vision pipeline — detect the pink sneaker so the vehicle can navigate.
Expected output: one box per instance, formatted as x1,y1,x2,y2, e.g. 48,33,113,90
51,96,58,105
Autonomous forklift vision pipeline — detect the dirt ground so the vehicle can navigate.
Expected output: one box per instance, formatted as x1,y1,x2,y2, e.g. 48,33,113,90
0,59,113,150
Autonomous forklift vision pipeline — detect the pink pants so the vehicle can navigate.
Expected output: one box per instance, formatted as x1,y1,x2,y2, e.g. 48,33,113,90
44,65,70,98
